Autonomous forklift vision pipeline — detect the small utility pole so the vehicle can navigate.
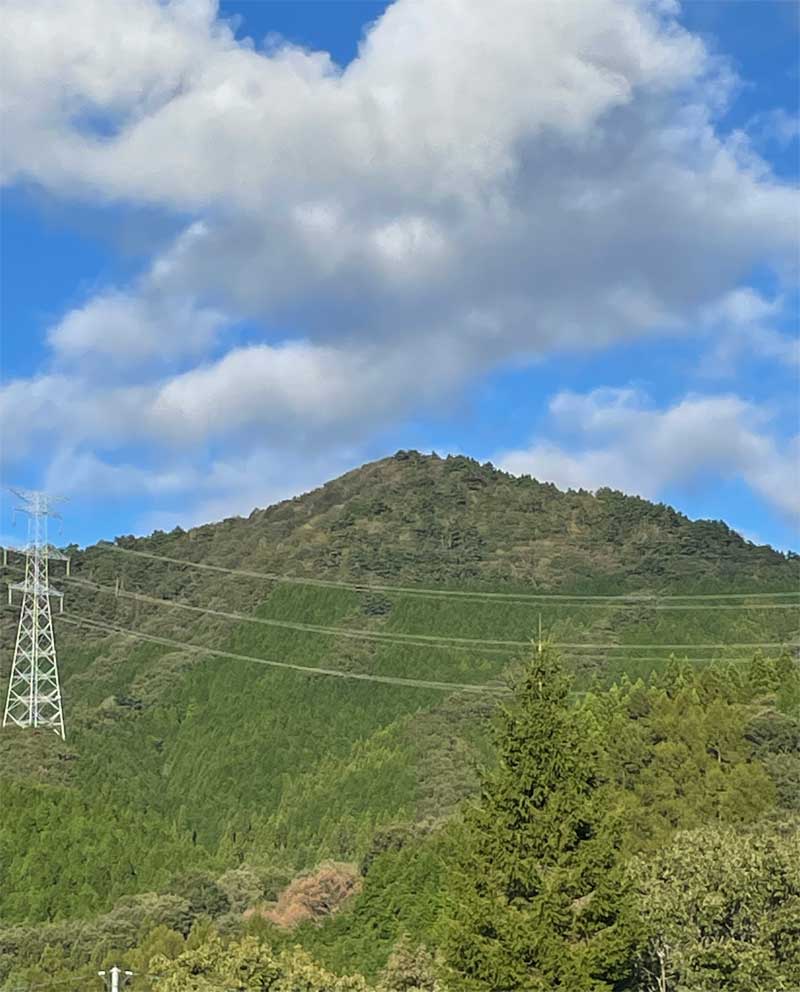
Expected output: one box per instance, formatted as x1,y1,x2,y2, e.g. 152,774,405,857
99,966,134,991
537,612,543,654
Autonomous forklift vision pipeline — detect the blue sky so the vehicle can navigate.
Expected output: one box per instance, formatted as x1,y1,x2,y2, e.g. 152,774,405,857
1,0,798,552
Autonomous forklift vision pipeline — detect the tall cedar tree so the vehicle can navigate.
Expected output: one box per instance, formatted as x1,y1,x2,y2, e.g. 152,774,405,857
440,647,638,991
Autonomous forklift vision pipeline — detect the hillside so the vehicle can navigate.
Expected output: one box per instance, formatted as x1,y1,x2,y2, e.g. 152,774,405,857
91,449,797,591
0,451,798,985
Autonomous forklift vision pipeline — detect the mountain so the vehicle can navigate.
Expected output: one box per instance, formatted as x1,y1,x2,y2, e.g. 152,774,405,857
0,451,797,985
91,449,797,591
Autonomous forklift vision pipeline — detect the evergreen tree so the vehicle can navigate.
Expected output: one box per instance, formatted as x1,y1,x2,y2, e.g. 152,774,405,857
439,648,638,991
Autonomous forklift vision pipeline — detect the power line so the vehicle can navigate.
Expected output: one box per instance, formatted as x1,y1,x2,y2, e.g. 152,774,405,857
56,614,512,695
63,575,517,652
38,606,783,667
7,553,797,615
624,603,798,611
549,640,796,651
56,611,790,699
3,561,796,656
5,549,800,632
60,574,798,656
36,617,788,664
91,544,800,607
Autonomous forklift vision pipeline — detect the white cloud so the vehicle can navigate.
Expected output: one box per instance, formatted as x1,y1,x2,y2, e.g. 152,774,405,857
0,0,709,204
497,389,800,522
707,287,782,327
139,445,363,532
149,341,366,440
147,333,474,443
49,289,226,368
699,288,800,374
0,374,151,463
1,0,798,532
745,107,800,152
3,0,796,351
1,333,467,466
47,220,227,370
43,449,199,499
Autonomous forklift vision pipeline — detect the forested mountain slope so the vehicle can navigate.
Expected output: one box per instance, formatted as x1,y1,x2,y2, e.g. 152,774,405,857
0,451,797,986
88,449,796,591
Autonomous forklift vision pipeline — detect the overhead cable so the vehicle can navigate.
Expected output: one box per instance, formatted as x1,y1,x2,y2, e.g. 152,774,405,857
56,614,512,696
63,574,798,655
89,544,800,608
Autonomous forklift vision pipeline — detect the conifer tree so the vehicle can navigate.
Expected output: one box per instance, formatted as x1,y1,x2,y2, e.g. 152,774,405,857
439,647,638,991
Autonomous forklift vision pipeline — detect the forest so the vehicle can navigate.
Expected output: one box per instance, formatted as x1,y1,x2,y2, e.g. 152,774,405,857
0,452,797,990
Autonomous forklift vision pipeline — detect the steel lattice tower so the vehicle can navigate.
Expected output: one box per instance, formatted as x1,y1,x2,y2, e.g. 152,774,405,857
4,489,68,740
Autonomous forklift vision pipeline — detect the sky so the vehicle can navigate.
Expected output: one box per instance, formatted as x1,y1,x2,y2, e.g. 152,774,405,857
0,0,798,552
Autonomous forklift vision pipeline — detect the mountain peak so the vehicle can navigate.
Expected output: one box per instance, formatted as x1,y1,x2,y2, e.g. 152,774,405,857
117,451,795,596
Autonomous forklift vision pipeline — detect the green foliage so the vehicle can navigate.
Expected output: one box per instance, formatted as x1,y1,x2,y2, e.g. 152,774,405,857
298,823,449,977
439,648,638,991
0,452,797,986
629,823,800,991
585,676,777,850
0,777,207,922
151,936,370,992
2,653,798,987
170,872,231,919
377,937,440,992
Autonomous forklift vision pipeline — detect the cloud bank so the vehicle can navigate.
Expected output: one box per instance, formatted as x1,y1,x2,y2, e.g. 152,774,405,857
1,0,797,531
497,389,800,522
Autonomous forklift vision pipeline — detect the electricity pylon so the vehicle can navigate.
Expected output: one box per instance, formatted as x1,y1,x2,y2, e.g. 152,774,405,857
3,489,69,740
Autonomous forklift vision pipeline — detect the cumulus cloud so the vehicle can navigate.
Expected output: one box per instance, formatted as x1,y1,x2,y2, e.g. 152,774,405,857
47,221,228,370
0,373,153,463
49,289,226,369
745,107,800,152
1,0,797,529
3,0,796,358
1,334,466,467
140,445,364,532
497,389,800,521
699,288,800,373
147,331,479,443
149,342,371,440
0,0,708,202
44,449,199,499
